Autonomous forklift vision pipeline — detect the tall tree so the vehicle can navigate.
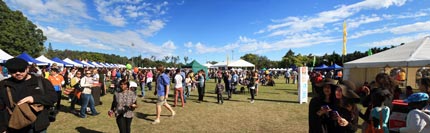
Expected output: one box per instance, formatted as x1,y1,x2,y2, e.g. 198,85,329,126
0,1,47,57
183,56,189,64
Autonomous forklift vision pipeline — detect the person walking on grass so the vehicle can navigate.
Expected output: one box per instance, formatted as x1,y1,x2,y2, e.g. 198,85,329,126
109,79,137,133
152,65,175,124
196,70,206,102
248,71,256,103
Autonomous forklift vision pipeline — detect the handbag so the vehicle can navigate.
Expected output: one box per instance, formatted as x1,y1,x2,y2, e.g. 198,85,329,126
6,87,37,130
63,87,74,95
365,110,384,133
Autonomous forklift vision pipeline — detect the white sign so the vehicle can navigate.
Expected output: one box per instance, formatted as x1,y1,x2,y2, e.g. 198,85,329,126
298,67,309,104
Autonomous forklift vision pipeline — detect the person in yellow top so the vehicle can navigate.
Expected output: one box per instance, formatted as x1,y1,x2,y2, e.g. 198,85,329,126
399,70,406,81
48,68,65,110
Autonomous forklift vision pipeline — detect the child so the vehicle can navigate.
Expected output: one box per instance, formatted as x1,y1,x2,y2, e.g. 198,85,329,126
399,92,430,133
215,80,224,104
370,90,391,133
406,86,413,98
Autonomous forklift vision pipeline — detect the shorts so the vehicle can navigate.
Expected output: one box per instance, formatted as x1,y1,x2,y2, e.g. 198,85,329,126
156,96,167,106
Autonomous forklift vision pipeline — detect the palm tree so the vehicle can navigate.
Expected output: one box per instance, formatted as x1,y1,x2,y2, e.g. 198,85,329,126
184,56,189,64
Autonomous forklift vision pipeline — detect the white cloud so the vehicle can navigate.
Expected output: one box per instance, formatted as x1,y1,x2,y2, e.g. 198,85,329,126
350,27,388,39
139,19,165,36
348,14,382,28
390,21,430,34
162,40,176,50
360,33,429,47
6,0,92,21
260,0,408,36
184,42,193,48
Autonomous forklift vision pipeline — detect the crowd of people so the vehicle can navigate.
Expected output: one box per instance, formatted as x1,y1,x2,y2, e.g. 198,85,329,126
309,69,430,133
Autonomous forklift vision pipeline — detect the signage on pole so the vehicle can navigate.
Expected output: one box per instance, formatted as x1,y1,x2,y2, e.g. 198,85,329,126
298,67,309,104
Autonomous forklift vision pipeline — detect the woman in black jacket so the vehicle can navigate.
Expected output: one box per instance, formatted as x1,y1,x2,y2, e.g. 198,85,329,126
308,78,337,133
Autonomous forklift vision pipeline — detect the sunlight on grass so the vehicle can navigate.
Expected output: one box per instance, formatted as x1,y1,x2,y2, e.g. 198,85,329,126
49,78,311,132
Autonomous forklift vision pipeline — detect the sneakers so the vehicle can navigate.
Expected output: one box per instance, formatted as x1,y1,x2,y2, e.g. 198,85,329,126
91,112,100,116
250,100,255,103
151,119,160,124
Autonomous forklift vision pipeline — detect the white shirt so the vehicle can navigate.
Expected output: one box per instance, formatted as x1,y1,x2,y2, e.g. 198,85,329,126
400,109,430,133
80,76,93,94
174,74,183,89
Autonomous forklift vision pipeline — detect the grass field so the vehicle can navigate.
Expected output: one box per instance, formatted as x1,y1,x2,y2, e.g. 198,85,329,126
48,78,313,133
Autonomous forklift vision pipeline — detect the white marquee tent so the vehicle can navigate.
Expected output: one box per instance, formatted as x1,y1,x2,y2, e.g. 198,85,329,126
228,59,255,68
36,55,64,67
0,49,13,63
344,36,430,87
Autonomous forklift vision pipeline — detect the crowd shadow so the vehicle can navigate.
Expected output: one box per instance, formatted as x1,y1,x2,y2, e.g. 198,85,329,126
75,126,103,133
252,98,299,104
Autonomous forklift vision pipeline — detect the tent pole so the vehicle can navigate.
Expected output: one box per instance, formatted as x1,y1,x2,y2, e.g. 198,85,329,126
365,68,367,82
406,63,409,88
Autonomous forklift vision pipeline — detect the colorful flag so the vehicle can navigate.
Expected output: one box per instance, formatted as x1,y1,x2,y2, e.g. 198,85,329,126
367,49,373,56
342,20,347,56
312,56,316,67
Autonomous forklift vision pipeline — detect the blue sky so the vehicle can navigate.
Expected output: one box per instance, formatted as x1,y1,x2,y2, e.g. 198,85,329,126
4,0,430,64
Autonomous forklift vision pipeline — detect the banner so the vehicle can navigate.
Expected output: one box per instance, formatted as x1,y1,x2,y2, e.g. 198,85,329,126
298,67,309,104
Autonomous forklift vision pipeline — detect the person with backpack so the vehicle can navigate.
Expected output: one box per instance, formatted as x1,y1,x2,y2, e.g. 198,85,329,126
69,71,82,115
0,58,57,132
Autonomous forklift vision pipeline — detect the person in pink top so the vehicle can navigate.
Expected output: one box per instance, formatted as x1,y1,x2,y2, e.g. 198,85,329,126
146,70,153,91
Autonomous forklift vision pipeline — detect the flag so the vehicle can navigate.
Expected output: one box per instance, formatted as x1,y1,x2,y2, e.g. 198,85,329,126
226,54,229,65
367,49,373,56
342,20,347,56
312,56,316,67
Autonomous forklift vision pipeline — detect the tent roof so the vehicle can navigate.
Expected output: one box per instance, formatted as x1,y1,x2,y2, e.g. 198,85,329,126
183,60,206,68
0,49,13,63
345,36,430,68
51,57,74,67
315,64,329,70
36,55,64,67
329,64,343,70
228,59,255,67
17,52,49,65
80,60,95,67
63,58,83,67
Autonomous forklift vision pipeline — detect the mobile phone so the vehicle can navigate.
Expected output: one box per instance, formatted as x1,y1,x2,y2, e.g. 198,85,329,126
321,105,330,110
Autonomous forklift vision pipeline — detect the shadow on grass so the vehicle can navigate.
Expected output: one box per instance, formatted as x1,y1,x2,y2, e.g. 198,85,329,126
252,98,300,103
135,112,156,122
75,126,103,133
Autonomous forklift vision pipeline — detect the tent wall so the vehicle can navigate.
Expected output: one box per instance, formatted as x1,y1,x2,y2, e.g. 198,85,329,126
345,67,420,89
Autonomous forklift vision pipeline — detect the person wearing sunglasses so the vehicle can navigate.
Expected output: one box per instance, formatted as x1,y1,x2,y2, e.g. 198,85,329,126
78,70,99,118
0,58,57,132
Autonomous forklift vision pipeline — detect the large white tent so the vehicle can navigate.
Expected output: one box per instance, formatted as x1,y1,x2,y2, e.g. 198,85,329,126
344,36,430,88
36,55,64,67
228,59,255,68
0,49,13,63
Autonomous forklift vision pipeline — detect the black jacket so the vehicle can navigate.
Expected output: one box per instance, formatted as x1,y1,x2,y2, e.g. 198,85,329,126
0,74,57,132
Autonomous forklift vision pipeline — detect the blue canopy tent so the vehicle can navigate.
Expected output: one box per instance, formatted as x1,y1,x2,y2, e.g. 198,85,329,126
51,57,74,67
73,59,88,67
17,52,49,66
314,64,329,70
329,64,343,70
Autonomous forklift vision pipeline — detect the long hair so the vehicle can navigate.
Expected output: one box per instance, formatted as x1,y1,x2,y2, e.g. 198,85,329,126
375,73,396,94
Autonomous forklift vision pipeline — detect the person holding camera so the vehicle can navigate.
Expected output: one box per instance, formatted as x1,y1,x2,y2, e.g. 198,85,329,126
0,58,57,132
109,79,137,133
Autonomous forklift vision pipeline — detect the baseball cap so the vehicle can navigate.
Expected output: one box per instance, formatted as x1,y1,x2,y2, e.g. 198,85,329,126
4,58,29,70
404,92,429,103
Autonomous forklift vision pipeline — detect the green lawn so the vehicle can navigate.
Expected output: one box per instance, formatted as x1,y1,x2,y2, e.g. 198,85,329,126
48,78,313,133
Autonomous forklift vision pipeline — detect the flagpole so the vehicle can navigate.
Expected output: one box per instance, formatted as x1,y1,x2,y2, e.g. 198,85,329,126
342,20,347,66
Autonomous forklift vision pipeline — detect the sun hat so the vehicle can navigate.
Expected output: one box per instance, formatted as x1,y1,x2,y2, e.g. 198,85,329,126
129,81,138,88
404,92,429,103
316,78,338,87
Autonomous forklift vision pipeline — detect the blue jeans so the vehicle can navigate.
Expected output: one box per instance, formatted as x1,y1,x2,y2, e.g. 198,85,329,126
80,93,98,117
182,84,186,102
140,82,145,97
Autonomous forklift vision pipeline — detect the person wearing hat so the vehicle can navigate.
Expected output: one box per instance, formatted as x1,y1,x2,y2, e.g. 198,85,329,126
0,58,57,132
332,80,360,133
398,92,430,133
309,78,338,133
